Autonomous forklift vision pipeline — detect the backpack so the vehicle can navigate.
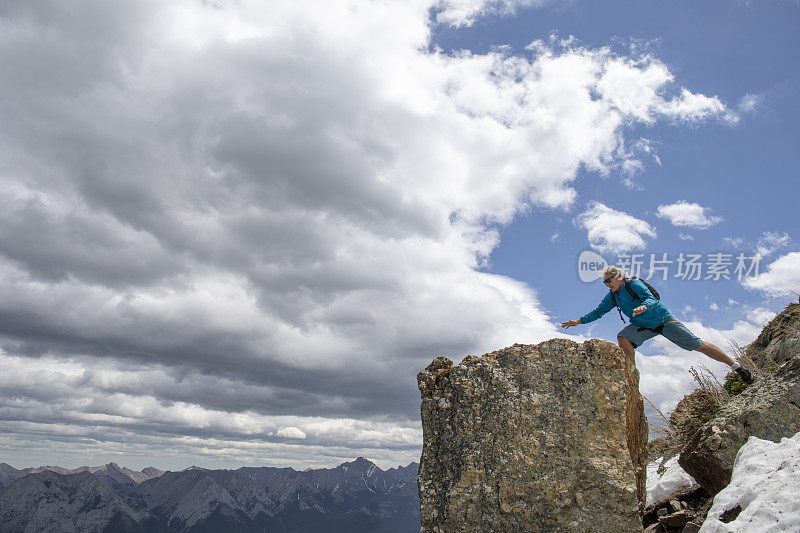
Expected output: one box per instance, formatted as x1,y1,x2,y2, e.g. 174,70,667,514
610,277,660,323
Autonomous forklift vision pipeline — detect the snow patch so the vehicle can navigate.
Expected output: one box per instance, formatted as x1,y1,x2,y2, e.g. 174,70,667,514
646,455,696,506
700,431,800,532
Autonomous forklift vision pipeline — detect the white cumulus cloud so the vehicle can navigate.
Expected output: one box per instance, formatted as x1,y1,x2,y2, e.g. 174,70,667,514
0,0,733,468
576,202,656,255
656,200,723,229
743,252,800,297
434,0,549,26
276,427,308,440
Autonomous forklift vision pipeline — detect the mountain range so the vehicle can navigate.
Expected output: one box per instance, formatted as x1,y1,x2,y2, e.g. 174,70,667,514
0,462,165,491
0,457,420,532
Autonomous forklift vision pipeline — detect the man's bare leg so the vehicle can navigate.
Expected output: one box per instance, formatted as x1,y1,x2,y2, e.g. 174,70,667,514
617,336,636,368
695,341,736,366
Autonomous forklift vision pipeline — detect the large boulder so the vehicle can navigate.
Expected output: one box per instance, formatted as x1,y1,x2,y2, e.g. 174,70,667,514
417,339,648,533
679,303,800,495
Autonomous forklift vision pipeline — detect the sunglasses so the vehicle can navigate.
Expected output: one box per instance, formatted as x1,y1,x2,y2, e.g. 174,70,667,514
603,277,614,284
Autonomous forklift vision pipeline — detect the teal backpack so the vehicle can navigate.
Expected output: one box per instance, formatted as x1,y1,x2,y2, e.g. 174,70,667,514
610,277,660,323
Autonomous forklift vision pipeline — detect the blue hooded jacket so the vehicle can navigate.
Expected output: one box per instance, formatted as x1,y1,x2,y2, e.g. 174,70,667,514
580,278,673,329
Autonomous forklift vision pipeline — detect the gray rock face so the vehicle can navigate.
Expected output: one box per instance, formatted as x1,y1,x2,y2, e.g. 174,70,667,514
749,303,800,366
0,470,154,533
679,304,800,495
417,339,648,533
0,464,23,489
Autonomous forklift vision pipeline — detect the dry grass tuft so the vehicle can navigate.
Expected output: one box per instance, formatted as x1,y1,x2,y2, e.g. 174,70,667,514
688,365,729,407
726,338,763,380
642,393,678,442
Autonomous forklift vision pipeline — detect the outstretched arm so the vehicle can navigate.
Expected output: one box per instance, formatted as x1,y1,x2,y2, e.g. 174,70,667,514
578,291,615,325
562,291,615,328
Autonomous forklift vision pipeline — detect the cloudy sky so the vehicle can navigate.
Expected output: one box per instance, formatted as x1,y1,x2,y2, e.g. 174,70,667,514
0,0,797,471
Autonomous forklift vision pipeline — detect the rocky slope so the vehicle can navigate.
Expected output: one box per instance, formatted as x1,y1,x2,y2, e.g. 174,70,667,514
679,303,800,495
0,470,160,533
417,339,647,533
644,302,800,532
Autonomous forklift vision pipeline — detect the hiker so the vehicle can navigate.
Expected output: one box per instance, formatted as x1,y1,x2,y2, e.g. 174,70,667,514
560,265,753,384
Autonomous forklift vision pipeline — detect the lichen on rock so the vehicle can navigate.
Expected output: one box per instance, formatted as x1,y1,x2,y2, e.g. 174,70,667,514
417,339,648,533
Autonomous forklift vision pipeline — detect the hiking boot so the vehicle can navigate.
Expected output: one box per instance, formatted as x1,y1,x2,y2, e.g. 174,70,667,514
734,366,754,384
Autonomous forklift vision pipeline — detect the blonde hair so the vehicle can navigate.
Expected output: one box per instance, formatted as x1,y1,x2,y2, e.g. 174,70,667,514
603,265,626,280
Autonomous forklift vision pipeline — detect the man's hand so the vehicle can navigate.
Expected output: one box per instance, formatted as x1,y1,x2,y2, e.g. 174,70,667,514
560,319,581,329
632,305,647,317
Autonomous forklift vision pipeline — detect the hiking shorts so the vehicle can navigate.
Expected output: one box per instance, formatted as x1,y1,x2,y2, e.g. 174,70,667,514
618,319,703,351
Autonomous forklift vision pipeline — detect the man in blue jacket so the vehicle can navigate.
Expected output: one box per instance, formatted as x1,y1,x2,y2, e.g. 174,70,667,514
561,265,753,383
